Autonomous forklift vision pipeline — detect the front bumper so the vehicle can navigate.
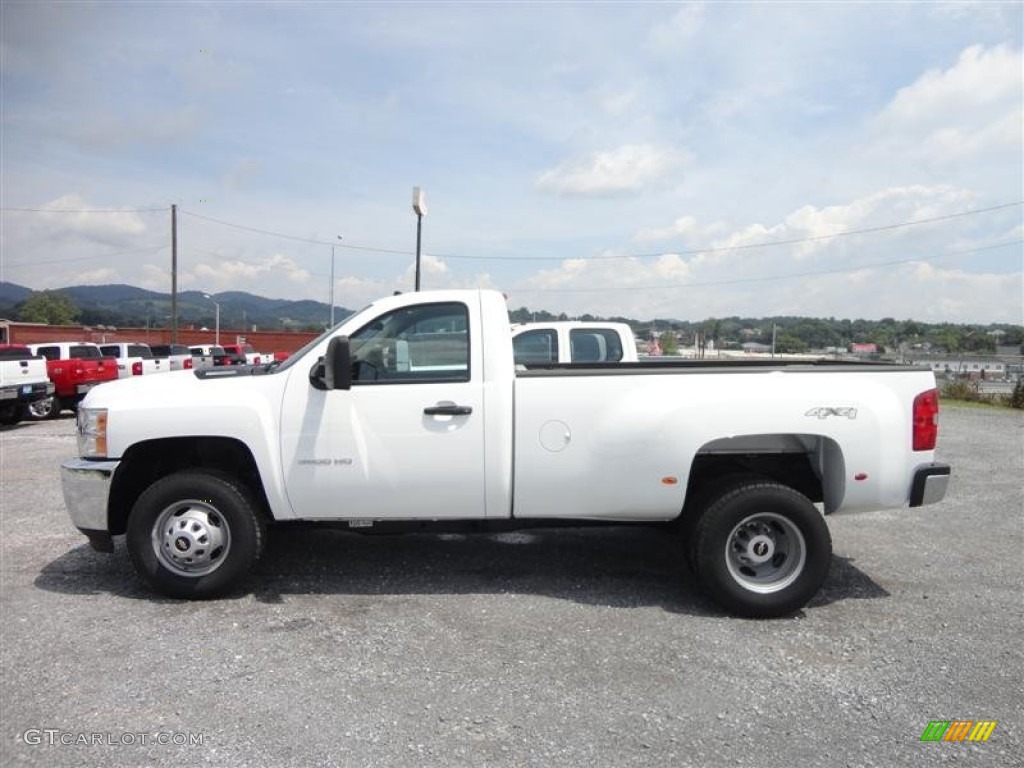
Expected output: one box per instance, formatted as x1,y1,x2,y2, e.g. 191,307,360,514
909,462,951,507
60,458,120,552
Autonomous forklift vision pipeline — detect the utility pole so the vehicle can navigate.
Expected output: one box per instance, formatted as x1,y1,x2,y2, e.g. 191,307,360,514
171,204,178,342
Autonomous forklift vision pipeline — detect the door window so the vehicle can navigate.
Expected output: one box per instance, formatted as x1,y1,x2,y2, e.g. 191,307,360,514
349,302,470,383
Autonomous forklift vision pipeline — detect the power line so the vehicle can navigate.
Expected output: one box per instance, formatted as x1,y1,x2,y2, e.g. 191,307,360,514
446,201,1024,261
179,200,1022,262
180,211,411,255
1,206,168,213
3,244,167,268
504,239,1022,293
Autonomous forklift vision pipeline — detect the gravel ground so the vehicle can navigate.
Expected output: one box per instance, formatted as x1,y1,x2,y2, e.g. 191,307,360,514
0,405,1021,767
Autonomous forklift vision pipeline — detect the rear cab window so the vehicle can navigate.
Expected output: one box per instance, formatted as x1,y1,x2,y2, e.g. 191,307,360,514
569,329,624,362
513,330,558,365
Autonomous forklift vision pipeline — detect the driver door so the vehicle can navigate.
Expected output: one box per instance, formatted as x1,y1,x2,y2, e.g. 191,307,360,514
279,300,486,520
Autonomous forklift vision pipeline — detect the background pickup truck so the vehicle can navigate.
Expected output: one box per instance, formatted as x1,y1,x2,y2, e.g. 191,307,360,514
28,342,119,419
512,321,637,364
148,344,194,371
0,345,55,425
189,345,246,368
98,342,169,378
61,289,950,617
221,343,268,366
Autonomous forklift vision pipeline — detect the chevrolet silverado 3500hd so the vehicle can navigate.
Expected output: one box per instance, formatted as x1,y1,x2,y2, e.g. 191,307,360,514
60,289,950,617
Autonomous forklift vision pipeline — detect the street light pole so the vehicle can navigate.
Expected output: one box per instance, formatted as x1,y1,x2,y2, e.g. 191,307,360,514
203,293,221,346
412,187,427,291
330,235,342,327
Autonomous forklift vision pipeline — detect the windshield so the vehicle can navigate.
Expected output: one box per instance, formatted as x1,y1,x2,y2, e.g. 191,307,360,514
271,304,374,373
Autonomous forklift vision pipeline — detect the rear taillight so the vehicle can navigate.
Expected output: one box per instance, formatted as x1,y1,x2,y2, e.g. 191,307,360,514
132,361,143,376
184,358,193,369
912,388,939,451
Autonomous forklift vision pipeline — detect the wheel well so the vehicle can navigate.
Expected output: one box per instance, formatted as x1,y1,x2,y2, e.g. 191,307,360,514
684,448,825,519
108,437,270,536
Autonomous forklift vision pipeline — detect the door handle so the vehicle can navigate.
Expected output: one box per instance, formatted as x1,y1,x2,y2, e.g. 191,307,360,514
424,403,473,416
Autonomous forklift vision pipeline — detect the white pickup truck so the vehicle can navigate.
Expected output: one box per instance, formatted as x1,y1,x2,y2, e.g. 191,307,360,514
61,289,950,617
0,345,54,425
98,342,169,378
512,321,638,364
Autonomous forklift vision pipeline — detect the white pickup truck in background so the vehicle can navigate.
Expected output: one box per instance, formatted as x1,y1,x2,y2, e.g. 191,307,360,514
98,342,169,378
61,289,950,617
148,344,194,371
512,321,637,364
0,345,54,425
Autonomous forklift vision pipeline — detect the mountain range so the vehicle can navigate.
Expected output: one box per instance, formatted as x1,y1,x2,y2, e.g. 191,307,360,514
0,281,350,331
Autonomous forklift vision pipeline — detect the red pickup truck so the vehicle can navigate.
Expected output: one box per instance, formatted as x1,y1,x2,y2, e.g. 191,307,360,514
26,342,119,419
220,343,261,365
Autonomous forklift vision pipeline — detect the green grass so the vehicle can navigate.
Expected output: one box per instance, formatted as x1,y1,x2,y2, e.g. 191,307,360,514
941,397,1016,411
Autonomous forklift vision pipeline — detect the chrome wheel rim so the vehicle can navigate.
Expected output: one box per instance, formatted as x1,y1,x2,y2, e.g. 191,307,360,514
725,512,806,593
151,500,231,577
28,398,54,418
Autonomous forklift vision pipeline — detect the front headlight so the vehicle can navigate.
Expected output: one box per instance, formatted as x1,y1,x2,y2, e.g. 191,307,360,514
77,407,108,458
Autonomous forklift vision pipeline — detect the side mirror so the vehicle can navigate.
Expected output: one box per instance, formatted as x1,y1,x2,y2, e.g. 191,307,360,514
324,336,351,390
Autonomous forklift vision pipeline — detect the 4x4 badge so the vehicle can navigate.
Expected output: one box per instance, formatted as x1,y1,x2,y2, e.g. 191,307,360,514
805,407,858,420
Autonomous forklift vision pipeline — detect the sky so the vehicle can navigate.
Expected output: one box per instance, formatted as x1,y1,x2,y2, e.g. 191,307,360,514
1,1,1022,324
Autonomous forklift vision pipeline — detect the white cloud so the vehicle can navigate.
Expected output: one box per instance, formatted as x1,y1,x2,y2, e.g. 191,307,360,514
704,185,977,260
508,185,1022,322
190,253,311,290
27,194,149,242
875,44,1021,128
634,215,728,243
536,144,689,197
869,44,1023,168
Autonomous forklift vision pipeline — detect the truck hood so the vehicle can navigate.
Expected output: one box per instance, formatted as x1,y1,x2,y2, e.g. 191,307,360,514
79,366,293,461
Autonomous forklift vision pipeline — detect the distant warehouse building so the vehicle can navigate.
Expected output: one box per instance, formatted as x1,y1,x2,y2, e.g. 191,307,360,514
914,358,1006,378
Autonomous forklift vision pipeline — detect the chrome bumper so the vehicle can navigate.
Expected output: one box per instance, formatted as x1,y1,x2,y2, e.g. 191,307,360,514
60,458,120,551
909,463,951,507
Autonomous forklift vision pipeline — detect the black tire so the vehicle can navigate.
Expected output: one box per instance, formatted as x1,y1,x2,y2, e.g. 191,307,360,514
0,404,22,426
26,396,60,421
679,473,756,574
126,470,266,599
692,481,831,618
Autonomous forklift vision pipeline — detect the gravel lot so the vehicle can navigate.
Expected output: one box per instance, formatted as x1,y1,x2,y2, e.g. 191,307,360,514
1,405,1021,767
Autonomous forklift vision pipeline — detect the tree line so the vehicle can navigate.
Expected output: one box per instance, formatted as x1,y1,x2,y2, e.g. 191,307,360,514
6,291,1021,355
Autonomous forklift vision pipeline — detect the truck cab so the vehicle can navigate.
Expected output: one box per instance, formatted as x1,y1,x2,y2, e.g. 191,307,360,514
512,321,637,364
98,342,168,378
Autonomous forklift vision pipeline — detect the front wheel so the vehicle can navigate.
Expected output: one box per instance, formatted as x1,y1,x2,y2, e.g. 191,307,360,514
692,482,831,618
126,470,266,599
